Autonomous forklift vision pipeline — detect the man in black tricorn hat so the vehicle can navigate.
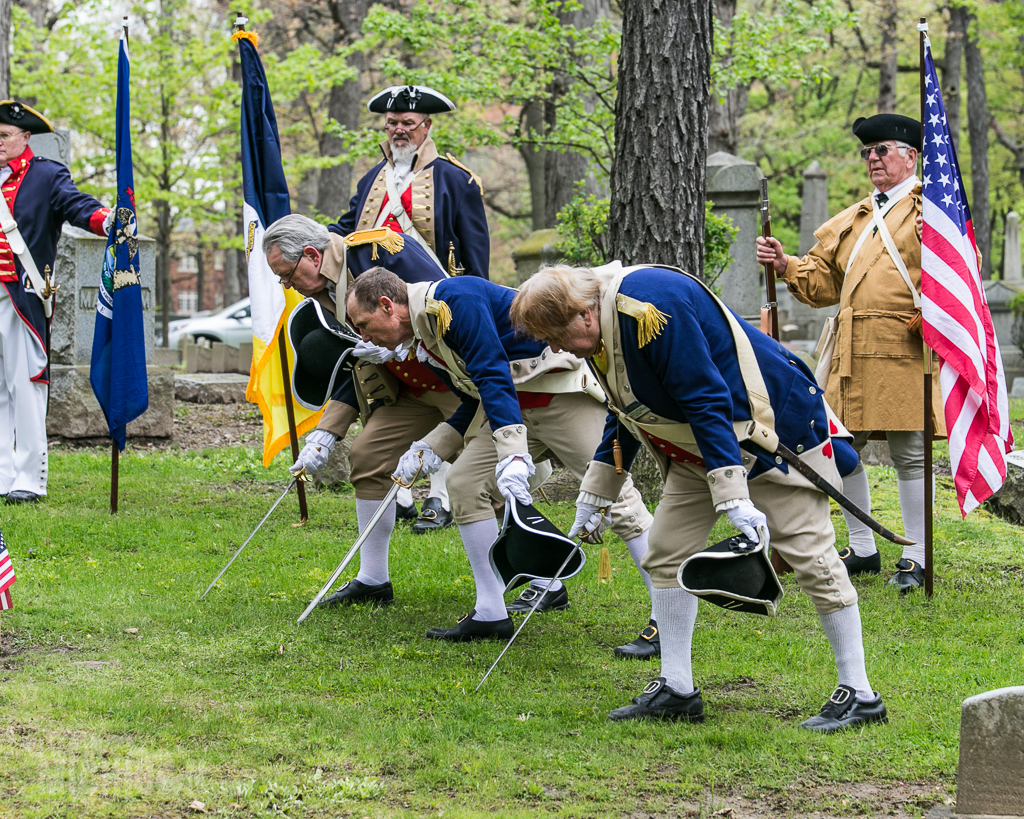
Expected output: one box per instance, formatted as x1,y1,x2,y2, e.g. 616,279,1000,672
756,113,940,593
328,83,491,532
0,101,112,504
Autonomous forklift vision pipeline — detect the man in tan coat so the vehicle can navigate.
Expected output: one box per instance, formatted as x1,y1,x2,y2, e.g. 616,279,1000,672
756,113,943,592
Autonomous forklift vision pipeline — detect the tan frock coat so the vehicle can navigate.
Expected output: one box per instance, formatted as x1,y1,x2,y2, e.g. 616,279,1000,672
779,185,945,436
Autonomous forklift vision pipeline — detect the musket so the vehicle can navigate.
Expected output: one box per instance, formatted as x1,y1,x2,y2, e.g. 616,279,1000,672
200,473,303,600
759,179,779,340
474,511,607,693
775,443,914,545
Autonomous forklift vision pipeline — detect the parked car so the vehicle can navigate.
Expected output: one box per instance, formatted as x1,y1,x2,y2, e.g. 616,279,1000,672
167,297,252,348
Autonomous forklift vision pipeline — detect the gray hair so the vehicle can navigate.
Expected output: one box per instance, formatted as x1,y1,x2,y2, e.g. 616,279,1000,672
262,214,331,262
894,140,914,156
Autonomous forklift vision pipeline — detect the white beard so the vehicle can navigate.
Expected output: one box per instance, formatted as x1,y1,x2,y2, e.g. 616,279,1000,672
389,140,417,164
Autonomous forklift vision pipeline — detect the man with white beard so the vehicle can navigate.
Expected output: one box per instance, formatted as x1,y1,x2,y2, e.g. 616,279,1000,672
323,84,492,536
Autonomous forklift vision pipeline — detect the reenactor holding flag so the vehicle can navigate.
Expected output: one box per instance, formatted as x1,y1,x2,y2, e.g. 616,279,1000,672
509,263,888,731
0,101,112,504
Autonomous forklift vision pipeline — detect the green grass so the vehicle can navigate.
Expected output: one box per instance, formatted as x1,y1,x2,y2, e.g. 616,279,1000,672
1,434,1023,818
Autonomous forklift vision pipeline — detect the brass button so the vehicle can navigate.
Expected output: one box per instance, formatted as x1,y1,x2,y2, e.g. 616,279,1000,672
774,456,783,464
796,444,804,453
809,386,817,395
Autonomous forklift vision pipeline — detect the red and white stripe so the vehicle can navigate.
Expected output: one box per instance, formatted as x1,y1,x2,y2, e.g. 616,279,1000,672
0,541,15,609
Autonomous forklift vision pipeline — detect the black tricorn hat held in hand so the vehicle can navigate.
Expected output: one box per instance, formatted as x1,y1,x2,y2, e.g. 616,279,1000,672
286,298,361,411
677,527,784,617
489,500,586,592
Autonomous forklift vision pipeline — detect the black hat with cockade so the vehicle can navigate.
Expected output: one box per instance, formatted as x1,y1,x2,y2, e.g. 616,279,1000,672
0,101,53,135
677,530,784,617
286,298,361,411
852,114,922,149
366,85,456,115
489,500,586,592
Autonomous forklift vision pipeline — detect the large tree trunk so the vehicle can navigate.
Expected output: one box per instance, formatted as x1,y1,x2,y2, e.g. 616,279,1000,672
156,199,172,346
708,0,749,156
964,11,991,279
315,49,366,220
877,0,898,113
943,3,966,154
542,0,609,228
519,101,547,231
0,0,10,100
609,0,711,273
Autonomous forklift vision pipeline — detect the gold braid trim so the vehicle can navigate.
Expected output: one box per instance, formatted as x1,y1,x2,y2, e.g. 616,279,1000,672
444,152,484,194
616,294,670,347
426,297,452,337
231,30,260,48
343,227,405,260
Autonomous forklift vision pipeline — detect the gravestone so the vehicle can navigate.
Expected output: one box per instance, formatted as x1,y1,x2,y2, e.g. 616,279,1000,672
957,686,1024,816
706,152,762,322
1005,212,1021,283
510,229,560,285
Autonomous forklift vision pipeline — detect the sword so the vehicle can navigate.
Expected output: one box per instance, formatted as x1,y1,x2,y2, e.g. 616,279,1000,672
474,511,607,693
775,443,915,545
296,456,423,624
200,475,300,600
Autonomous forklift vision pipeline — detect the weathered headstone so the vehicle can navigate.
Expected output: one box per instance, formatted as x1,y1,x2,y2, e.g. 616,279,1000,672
984,453,1024,526
1005,211,1021,283
48,366,174,440
706,151,762,322
956,686,1024,816
510,229,561,285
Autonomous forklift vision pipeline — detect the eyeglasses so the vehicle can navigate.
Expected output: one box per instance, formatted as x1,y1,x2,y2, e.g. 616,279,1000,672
277,254,302,286
859,143,898,161
383,120,427,134
0,131,27,143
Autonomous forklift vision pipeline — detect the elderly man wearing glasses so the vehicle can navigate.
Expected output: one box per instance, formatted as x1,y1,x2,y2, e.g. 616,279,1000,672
756,113,942,593
327,84,491,534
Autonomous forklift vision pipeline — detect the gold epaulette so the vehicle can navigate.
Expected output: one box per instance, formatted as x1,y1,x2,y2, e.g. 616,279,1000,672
616,294,669,347
343,226,405,260
444,152,483,195
426,297,452,337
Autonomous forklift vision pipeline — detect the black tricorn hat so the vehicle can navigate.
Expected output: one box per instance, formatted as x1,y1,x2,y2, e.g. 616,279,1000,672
852,114,922,149
367,85,456,115
489,500,586,592
677,528,783,617
0,101,53,135
286,298,361,411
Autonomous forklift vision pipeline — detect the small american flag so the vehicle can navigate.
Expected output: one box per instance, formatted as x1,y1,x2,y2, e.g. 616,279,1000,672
0,528,15,610
920,31,1013,516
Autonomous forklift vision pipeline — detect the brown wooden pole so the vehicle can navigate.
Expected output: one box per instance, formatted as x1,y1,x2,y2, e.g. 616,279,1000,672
920,17,934,597
278,326,308,524
110,439,119,514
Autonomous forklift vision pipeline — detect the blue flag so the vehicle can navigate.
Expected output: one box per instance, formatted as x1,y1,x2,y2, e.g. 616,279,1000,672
90,30,148,450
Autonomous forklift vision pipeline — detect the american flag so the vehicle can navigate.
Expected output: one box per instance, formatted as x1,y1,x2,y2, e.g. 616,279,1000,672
0,528,15,610
920,31,1013,517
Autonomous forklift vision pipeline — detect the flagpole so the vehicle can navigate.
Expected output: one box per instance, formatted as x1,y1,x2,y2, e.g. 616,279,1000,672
919,17,934,597
279,326,309,525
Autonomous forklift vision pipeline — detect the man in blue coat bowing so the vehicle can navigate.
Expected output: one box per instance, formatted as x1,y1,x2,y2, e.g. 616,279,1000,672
0,101,111,504
510,262,887,733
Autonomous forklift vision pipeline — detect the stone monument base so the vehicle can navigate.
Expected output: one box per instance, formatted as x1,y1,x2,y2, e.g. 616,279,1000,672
48,365,174,439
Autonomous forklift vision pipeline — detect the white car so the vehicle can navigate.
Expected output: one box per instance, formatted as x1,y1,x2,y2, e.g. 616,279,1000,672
166,298,252,348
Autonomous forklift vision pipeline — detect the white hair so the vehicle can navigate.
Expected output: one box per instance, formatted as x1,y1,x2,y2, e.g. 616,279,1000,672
262,214,331,262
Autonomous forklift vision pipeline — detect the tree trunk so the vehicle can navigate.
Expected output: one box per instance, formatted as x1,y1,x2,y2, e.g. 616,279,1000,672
0,0,10,100
708,0,749,156
609,0,711,274
943,3,966,154
964,12,991,279
194,231,206,313
542,0,609,229
156,199,172,346
519,101,547,231
877,0,898,113
315,49,365,220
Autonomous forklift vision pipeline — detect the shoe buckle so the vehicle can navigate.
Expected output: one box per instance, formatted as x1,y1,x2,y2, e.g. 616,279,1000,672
829,686,852,706
642,679,663,695
900,560,917,573
521,588,539,602
456,612,470,624
838,548,851,559
641,625,658,641
339,581,351,591
419,510,438,521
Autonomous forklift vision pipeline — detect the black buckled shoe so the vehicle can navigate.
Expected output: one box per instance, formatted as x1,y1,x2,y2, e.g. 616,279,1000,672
614,620,661,659
506,585,570,614
425,610,514,642
800,685,888,733
396,501,418,521
608,678,705,722
6,490,41,504
411,497,453,534
838,548,881,576
887,557,925,594
318,579,394,608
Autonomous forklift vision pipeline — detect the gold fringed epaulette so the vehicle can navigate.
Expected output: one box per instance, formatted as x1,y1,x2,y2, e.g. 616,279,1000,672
343,227,405,261
616,294,669,347
231,30,259,48
426,297,452,337
444,152,484,195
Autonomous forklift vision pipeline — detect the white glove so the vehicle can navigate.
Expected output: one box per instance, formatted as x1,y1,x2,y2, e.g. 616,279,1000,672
102,209,115,233
495,453,535,506
290,429,336,477
726,501,770,548
352,340,400,364
568,492,614,543
394,440,442,484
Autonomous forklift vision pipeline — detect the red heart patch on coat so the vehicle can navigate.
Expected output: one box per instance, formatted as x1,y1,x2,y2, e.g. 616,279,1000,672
823,441,833,459
829,419,838,435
